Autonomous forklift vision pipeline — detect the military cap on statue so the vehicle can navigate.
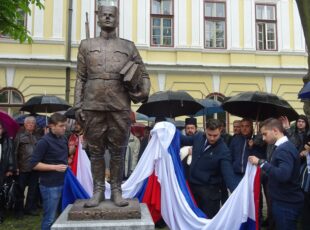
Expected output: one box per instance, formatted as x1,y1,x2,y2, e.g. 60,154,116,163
185,117,197,126
98,5,119,15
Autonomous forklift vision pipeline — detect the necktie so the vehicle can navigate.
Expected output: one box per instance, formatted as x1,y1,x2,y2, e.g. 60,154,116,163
269,144,277,161
203,140,211,152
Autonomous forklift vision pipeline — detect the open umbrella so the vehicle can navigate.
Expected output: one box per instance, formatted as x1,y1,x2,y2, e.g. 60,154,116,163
193,99,224,117
14,114,49,128
0,110,20,138
222,91,298,121
137,91,203,118
20,95,71,114
298,81,310,99
135,112,155,122
64,107,77,119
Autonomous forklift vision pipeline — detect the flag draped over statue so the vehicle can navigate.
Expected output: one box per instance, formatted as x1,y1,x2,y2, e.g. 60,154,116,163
62,122,260,230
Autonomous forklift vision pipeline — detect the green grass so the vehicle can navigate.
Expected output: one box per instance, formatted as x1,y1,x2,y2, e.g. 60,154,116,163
1,210,42,230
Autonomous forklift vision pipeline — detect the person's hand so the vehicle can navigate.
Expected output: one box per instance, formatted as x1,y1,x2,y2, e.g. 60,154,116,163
248,139,254,148
248,156,259,165
188,147,192,155
54,164,68,172
5,171,13,177
300,150,309,158
279,116,290,129
304,142,310,151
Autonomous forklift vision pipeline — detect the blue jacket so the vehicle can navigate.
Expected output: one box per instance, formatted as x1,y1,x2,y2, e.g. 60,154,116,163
181,132,237,191
229,134,265,174
262,140,304,207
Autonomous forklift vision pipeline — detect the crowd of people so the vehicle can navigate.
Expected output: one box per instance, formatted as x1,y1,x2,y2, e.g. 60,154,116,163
0,111,310,230
179,115,309,230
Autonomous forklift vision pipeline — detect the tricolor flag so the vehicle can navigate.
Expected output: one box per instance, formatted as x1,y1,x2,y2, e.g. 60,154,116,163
63,122,260,230
71,136,93,197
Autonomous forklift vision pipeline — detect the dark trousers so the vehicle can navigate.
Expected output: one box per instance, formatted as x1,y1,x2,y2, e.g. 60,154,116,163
301,192,310,230
15,171,39,213
190,183,221,218
220,181,228,205
0,182,3,221
261,173,275,229
272,201,302,230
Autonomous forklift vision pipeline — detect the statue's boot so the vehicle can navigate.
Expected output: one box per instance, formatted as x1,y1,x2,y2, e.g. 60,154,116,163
110,150,128,207
111,189,128,207
84,155,105,208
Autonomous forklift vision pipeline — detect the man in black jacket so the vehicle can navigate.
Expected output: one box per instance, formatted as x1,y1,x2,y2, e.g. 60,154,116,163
181,118,237,218
249,118,304,230
14,116,39,217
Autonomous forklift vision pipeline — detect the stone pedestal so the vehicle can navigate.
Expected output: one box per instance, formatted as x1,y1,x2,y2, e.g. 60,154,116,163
51,203,154,230
68,199,141,220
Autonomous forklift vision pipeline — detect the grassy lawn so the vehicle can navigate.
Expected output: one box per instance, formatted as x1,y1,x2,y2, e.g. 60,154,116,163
1,210,42,230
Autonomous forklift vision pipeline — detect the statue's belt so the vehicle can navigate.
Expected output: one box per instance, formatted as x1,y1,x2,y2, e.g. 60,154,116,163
88,73,121,80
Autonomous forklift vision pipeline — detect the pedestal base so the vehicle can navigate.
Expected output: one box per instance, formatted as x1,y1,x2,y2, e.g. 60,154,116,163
51,203,154,230
68,199,141,220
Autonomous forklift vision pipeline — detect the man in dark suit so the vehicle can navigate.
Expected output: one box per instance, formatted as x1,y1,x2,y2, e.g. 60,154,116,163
181,118,237,218
249,118,304,230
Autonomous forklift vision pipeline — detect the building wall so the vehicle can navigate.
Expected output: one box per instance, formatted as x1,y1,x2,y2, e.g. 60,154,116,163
0,0,308,129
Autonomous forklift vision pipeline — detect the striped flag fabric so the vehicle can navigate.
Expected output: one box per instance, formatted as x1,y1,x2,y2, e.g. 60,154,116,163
62,121,260,229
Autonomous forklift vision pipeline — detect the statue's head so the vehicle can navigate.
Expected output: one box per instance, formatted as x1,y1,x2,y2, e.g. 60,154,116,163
97,5,119,31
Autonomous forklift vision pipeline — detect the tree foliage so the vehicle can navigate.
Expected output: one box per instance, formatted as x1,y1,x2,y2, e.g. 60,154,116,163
295,0,310,82
0,0,44,43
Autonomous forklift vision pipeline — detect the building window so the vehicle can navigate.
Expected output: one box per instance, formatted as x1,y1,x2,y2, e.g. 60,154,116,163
95,0,119,37
256,4,277,51
0,88,24,117
204,1,226,49
150,0,173,47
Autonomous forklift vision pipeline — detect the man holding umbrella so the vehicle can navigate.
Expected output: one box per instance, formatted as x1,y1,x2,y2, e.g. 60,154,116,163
229,118,265,183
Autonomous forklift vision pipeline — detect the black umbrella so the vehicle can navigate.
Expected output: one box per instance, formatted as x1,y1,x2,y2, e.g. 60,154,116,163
222,91,298,121
193,99,224,117
64,107,77,119
20,95,71,113
137,91,204,118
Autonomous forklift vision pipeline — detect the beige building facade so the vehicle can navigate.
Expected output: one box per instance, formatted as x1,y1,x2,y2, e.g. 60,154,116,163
0,0,308,129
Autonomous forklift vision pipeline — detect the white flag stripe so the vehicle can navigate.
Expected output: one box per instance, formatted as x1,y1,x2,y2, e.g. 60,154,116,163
79,122,257,230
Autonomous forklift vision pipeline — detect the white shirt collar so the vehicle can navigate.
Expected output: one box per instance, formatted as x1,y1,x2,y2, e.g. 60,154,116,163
275,135,288,147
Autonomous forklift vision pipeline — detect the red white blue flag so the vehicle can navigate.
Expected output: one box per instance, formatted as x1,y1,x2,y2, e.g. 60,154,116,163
63,121,260,230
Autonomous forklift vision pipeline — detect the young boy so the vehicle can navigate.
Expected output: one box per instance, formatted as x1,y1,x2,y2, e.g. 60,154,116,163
31,113,68,230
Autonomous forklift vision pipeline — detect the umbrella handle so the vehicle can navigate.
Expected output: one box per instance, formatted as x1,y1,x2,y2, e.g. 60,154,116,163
255,105,261,134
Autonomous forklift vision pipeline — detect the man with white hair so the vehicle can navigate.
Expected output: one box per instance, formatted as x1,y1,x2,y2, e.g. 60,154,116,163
14,116,39,218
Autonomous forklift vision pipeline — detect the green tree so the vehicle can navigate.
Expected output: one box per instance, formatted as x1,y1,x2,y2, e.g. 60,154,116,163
0,0,44,43
296,0,310,82
295,0,310,117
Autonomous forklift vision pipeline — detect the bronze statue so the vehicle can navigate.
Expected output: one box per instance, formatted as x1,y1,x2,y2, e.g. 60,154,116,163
74,5,150,208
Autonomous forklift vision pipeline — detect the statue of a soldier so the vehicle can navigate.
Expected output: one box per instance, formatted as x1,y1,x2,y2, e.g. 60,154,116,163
74,5,150,208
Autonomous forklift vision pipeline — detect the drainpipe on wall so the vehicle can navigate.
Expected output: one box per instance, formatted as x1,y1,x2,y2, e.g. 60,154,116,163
65,0,73,102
